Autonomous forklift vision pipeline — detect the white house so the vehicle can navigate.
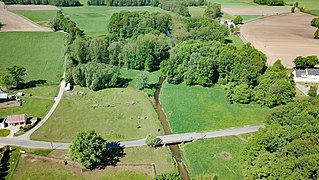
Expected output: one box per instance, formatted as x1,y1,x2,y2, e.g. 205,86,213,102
220,19,236,29
5,114,27,127
293,69,319,82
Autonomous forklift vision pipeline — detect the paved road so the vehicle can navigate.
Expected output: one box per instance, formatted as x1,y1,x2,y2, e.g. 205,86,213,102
17,77,66,140
0,125,264,150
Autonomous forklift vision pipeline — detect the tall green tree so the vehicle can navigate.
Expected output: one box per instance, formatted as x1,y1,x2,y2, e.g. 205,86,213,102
69,130,106,169
242,98,319,179
308,86,318,97
293,55,319,68
7,66,27,88
204,3,222,19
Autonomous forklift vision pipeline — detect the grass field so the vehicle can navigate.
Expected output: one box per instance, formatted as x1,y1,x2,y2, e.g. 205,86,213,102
309,9,319,15
61,6,174,36
0,86,58,119
12,146,174,179
13,155,149,180
31,86,162,142
0,32,65,84
183,136,245,179
160,81,268,133
13,10,58,27
226,34,244,49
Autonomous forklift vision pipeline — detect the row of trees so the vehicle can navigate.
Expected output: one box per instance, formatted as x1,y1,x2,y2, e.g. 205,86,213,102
49,11,85,45
2,0,81,6
253,0,284,6
108,11,172,39
242,97,319,179
311,17,319,39
293,55,319,68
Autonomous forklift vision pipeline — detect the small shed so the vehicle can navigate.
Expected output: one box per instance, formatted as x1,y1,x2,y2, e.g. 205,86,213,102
5,114,27,127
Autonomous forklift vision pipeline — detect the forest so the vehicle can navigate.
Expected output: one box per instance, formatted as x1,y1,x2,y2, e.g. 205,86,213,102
2,0,81,6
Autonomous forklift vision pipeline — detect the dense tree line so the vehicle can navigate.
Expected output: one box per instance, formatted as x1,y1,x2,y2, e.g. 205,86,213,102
253,0,284,6
293,55,319,68
108,11,172,39
204,3,222,19
68,62,123,91
242,97,319,179
159,0,190,17
2,0,81,6
49,11,85,45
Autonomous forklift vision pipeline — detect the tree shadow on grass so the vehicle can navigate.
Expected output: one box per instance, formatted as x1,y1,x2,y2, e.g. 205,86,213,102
101,142,126,168
23,80,47,89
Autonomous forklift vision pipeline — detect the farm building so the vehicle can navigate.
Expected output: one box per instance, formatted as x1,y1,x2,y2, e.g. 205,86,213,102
293,69,319,82
220,19,235,29
5,114,27,127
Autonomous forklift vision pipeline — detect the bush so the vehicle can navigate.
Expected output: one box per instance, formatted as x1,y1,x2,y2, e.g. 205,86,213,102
233,15,243,25
146,134,160,147
308,86,318,97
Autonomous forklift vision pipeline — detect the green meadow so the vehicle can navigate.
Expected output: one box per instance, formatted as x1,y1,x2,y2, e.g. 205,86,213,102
0,32,65,84
183,136,245,179
13,10,58,27
160,81,268,133
31,86,162,142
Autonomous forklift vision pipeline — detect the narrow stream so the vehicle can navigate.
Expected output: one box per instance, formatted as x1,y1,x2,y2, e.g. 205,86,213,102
153,77,190,180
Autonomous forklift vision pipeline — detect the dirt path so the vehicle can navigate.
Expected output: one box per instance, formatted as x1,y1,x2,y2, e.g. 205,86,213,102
7,4,59,11
0,2,52,32
241,12,319,68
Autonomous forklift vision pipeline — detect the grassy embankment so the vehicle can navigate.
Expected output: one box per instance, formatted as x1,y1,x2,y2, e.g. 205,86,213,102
183,136,246,180
31,86,162,142
11,146,174,179
160,81,268,133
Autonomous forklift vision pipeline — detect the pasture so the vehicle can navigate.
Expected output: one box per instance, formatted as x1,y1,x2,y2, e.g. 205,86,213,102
0,32,65,84
31,86,162,142
159,81,268,133
183,136,245,179
12,146,174,179
241,12,319,68
286,0,319,10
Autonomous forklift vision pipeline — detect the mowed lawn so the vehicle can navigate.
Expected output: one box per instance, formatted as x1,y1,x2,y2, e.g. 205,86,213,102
31,86,162,142
0,86,58,119
61,6,175,36
0,32,65,84
160,81,268,133
183,136,245,179
13,10,58,27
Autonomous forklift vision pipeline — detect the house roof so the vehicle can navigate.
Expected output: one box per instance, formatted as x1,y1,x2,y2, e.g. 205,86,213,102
0,94,8,99
295,69,306,77
5,114,26,124
307,69,319,75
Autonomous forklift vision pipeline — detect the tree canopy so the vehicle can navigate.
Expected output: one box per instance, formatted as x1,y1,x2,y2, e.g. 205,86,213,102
69,130,107,169
6,65,27,89
293,55,319,68
204,3,222,19
242,97,319,179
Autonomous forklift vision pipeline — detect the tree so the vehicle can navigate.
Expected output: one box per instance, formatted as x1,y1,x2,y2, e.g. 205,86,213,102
136,72,149,90
311,18,319,28
241,98,319,179
146,134,160,147
69,130,106,169
308,85,317,97
7,66,27,88
291,6,295,13
294,1,298,7
314,28,319,39
293,55,319,68
233,15,243,25
204,3,222,19
0,22,3,30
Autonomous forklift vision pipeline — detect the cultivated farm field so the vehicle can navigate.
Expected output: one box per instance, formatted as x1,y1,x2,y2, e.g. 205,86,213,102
31,87,163,142
160,81,268,133
0,32,65,84
241,12,319,68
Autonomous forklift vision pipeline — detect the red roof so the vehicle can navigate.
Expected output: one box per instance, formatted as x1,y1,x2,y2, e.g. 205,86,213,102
6,114,26,124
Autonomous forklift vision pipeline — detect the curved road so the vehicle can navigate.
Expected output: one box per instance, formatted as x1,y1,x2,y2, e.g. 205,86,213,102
0,125,264,149
17,76,66,140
